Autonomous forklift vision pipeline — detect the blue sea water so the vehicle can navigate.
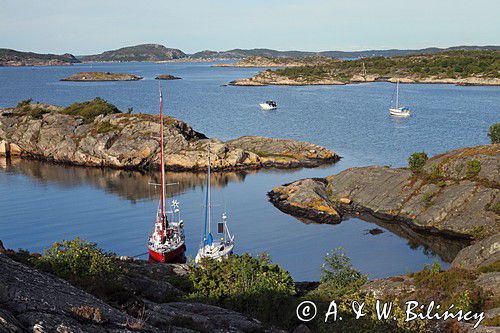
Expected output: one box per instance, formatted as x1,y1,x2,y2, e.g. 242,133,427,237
0,62,498,280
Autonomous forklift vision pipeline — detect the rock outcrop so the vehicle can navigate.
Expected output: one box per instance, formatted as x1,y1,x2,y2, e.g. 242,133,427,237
0,253,281,332
231,71,500,87
269,145,500,239
0,104,338,171
452,234,500,269
155,74,182,80
230,70,346,86
61,72,143,81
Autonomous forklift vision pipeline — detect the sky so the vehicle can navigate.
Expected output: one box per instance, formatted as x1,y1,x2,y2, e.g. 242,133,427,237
1,0,499,55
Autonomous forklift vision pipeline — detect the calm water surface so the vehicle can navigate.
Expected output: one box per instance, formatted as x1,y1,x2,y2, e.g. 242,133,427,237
0,62,498,280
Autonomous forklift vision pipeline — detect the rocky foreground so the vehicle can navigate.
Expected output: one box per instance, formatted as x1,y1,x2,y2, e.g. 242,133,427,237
61,72,143,81
269,144,499,239
0,249,281,332
0,103,338,171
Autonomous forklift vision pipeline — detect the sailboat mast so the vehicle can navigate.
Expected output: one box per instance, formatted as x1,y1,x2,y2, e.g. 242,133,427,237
202,144,211,245
159,87,167,229
207,144,211,235
396,80,399,108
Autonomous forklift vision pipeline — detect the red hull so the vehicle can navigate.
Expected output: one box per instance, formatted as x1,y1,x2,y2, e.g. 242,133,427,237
148,244,186,263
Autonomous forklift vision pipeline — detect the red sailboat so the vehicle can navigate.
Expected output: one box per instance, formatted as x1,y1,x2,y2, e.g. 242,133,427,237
148,87,186,263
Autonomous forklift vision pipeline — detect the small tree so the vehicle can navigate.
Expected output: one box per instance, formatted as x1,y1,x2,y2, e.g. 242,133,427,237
320,248,366,288
488,123,500,144
408,152,428,172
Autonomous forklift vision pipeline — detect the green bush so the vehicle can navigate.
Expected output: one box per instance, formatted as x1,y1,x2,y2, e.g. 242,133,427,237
320,248,366,289
465,160,481,178
15,98,32,109
61,97,120,122
408,152,428,172
33,237,122,280
488,123,500,144
188,253,296,325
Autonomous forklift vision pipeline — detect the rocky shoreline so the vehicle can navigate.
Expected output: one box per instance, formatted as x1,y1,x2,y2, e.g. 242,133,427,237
61,72,143,82
269,144,499,240
0,102,339,172
230,71,500,86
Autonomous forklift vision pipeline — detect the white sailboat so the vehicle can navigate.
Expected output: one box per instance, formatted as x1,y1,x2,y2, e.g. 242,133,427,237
389,80,411,117
148,86,186,263
259,100,277,110
195,144,235,264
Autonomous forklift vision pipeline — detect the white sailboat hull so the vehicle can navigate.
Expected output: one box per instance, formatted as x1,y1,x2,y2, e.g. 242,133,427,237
195,241,235,264
389,108,411,117
259,103,277,110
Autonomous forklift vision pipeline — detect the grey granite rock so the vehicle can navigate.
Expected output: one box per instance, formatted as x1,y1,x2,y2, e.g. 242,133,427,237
0,108,338,172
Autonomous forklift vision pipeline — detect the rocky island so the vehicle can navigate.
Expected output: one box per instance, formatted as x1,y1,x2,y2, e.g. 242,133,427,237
155,74,182,80
81,44,186,62
230,50,500,86
0,99,338,171
0,48,80,67
214,55,337,68
269,144,499,239
61,72,143,82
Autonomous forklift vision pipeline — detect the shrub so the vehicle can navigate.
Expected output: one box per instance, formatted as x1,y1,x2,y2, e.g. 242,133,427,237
465,160,481,178
188,253,295,325
29,107,49,119
488,202,500,214
408,152,428,172
61,97,120,122
320,248,366,289
427,165,444,182
479,260,500,273
488,123,500,144
410,266,484,313
15,98,32,109
33,237,122,280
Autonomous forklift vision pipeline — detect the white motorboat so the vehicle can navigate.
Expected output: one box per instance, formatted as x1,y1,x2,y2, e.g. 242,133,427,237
195,144,235,264
389,80,411,117
259,100,277,110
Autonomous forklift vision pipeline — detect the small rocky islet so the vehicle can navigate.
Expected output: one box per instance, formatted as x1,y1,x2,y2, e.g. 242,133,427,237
0,99,339,171
155,74,182,80
61,72,143,82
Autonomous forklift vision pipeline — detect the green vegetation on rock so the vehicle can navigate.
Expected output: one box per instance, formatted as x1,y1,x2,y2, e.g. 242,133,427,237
320,247,367,288
188,253,296,325
408,152,429,172
33,237,122,280
10,97,121,122
489,123,500,144
271,50,500,82
466,159,482,178
61,97,121,121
